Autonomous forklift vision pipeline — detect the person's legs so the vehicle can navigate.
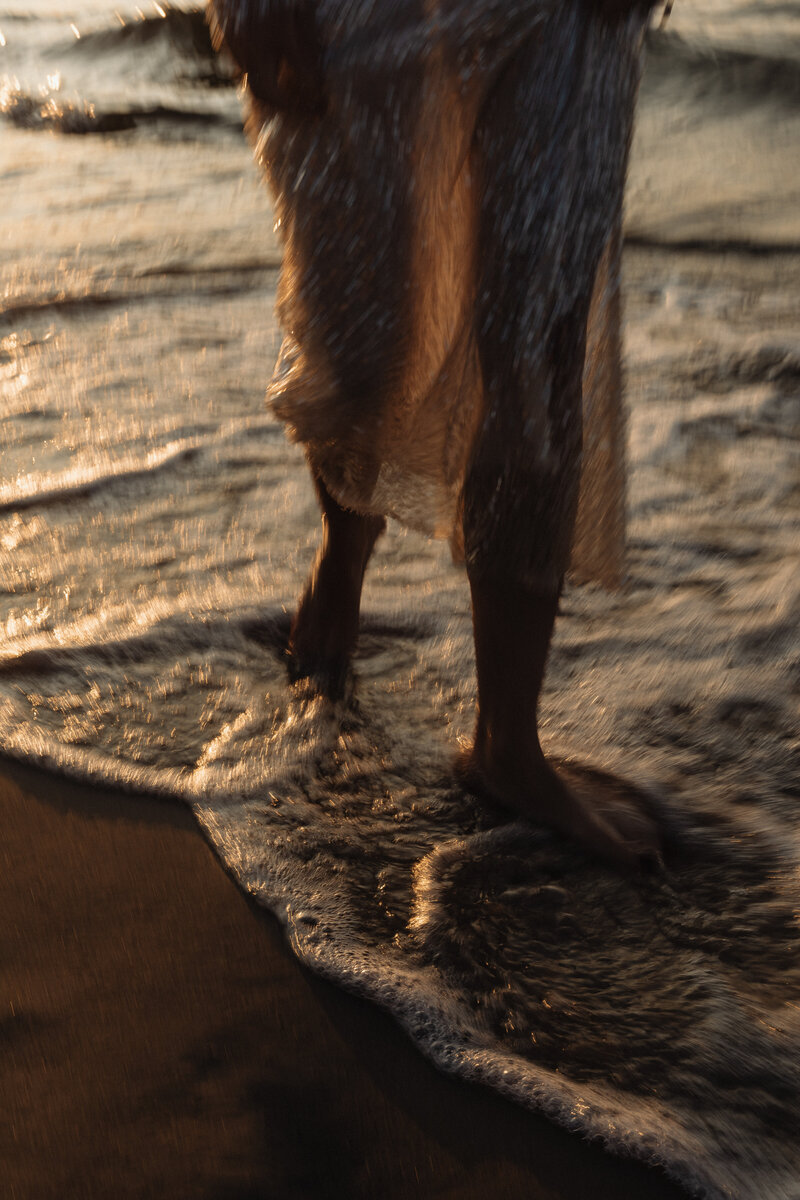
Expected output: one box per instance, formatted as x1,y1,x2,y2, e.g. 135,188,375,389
460,11,658,865
289,472,385,699
462,400,659,866
461,312,659,865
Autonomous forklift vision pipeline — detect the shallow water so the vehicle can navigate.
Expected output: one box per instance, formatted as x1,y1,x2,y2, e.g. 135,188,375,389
2,6,799,1199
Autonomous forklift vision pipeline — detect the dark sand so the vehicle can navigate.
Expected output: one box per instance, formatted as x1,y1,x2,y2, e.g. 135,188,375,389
1,757,687,1200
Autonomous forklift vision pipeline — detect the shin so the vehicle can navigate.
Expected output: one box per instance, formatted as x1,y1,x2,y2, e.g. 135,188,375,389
289,472,385,698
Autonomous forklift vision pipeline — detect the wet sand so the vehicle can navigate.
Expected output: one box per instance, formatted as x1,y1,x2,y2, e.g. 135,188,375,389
1,757,687,1200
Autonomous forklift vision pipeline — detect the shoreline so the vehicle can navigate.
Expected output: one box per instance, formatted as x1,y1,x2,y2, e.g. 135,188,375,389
1,754,687,1199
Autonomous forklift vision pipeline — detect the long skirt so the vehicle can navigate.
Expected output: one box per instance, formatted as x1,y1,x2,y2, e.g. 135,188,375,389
216,0,650,585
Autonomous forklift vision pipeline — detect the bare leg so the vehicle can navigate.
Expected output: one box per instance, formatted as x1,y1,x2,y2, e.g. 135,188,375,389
289,471,385,699
462,576,659,866
459,18,659,866
460,321,657,866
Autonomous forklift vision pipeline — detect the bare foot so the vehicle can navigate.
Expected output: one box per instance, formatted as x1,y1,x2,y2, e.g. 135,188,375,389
288,599,353,701
457,742,661,869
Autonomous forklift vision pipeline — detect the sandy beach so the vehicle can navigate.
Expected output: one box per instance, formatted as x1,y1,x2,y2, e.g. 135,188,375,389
1,759,687,1199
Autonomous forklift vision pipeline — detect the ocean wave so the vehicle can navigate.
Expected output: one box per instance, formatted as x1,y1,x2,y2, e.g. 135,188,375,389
0,80,239,134
0,84,136,132
0,406,287,516
625,233,800,256
0,412,286,515
643,28,800,111
64,5,229,88
1,261,278,324
0,603,280,678
0,439,202,515
0,579,798,1200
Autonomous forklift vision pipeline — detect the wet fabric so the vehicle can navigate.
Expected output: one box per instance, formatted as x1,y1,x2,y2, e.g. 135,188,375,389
210,1,650,575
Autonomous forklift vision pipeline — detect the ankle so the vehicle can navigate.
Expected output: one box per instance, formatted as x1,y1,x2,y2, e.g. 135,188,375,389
472,722,545,779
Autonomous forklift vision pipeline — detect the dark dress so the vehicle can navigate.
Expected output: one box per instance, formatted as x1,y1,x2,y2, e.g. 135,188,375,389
210,0,651,580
